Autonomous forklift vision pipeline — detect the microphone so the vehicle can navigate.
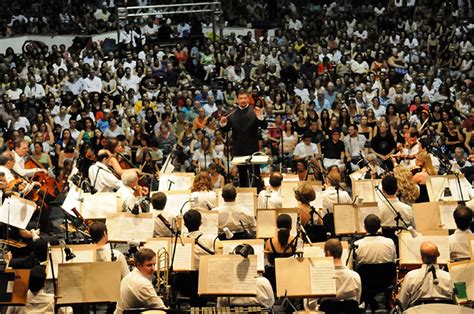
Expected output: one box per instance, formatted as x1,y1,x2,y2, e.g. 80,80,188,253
407,225,418,238
429,265,439,285
61,240,76,261
239,220,252,238
223,227,234,240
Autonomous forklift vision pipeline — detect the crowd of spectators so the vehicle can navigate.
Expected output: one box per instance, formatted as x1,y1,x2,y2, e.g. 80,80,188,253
0,0,473,190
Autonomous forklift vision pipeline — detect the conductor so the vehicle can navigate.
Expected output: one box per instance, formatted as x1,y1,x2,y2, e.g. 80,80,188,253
220,89,267,188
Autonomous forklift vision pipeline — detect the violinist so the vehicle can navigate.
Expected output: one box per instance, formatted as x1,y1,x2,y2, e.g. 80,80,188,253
118,169,149,214
0,152,16,185
88,150,123,193
411,151,438,203
105,138,139,176
395,128,420,168
13,140,47,178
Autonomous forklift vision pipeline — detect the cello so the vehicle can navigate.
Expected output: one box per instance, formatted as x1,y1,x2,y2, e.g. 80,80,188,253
24,157,62,199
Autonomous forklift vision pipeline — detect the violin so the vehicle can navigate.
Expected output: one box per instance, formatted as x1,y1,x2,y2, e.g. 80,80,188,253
410,166,422,175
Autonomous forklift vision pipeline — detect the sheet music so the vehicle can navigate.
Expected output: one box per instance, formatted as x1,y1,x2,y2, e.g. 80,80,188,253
62,185,82,216
281,182,299,208
144,239,169,268
354,180,375,202
158,175,193,191
222,244,264,272
287,212,298,237
171,242,193,270
256,210,276,238
0,197,36,229
448,177,472,202
207,257,233,291
309,259,336,295
161,192,190,217
47,246,95,279
193,212,218,237
439,203,457,230
399,233,450,264
358,205,380,232
81,193,119,218
232,257,257,292
57,265,84,303
303,246,325,257
334,205,358,234
431,176,449,201
106,215,154,242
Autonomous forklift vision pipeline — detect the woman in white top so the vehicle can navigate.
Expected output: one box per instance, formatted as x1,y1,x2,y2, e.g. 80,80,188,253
209,163,225,190
190,171,217,210
192,136,219,171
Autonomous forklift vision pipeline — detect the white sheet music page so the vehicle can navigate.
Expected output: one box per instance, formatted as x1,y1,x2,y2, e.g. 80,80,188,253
232,256,258,293
171,242,193,270
334,204,358,234
309,258,336,295
439,203,457,230
207,257,233,291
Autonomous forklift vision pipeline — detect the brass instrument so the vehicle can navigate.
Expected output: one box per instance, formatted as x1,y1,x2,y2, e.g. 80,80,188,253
156,247,170,298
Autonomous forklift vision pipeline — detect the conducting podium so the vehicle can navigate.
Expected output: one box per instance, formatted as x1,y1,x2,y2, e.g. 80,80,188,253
231,153,270,188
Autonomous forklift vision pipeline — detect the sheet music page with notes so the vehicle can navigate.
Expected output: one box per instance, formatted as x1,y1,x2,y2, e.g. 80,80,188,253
207,257,233,291
106,214,154,242
194,211,219,237
161,192,190,217
399,232,450,264
0,197,36,229
81,193,120,218
144,239,169,268
158,175,193,191
222,243,264,272
439,203,457,230
334,204,358,234
256,210,276,238
354,180,375,202
57,264,84,303
171,241,194,270
62,186,82,216
309,258,336,295
232,256,258,293
281,182,299,208
47,246,96,279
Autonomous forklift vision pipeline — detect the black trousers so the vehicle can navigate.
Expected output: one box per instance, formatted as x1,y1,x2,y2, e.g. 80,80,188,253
237,164,263,192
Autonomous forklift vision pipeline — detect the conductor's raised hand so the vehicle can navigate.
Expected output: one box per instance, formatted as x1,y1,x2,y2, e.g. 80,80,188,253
220,116,228,126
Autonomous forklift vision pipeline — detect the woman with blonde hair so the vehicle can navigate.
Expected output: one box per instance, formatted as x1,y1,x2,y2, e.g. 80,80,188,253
295,183,316,225
190,171,217,209
412,151,438,202
393,165,420,205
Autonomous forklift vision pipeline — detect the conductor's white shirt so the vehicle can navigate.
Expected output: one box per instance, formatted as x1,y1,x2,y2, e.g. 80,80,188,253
355,235,397,264
115,268,166,314
397,264,453,310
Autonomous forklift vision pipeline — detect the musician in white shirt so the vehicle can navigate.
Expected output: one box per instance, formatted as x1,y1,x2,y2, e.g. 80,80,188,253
449,205,473,261
344,124,367,171
117,169,148,214
320,166,352,215
13,140,47,178
376,175,415,228
355,214,397,264
183,209,215,267
257,171,283,209
115,249,166,314
397,242,453,310
0,153,16,183
88,150,123,193
214,184,256,234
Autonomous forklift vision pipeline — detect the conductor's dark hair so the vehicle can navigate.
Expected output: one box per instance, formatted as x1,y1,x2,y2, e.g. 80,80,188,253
89,221,107,243
364,214,381,234
28,265,47,293
382,175,398,195
453,205,473,231
183,209,201,232
269,172,283,188
151,192,167,210
135,248,156,266
277,214,292,248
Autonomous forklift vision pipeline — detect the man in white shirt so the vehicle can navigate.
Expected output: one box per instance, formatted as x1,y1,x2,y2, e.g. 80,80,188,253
397,241,453,310
344,124,367,171
117,169,148,214
202,95,217,117
115,248,166,314
294,132,321,162
215,184,256,234
449,205,473,261
10,109,30,132
6,82,23,101
121,67,140,93
355,214,397,264
89,221,130,279
63,71,84,96
13,140,46,178
0,153,16,184
321,167,352,215
257,172,283,209
23,76,45,99
83,71,103,93
183,209,215,267
306,239,362,310
88,150,123,193
376,175,415,228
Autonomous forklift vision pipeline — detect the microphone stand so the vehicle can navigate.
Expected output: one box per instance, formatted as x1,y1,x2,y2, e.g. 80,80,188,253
434,149,466,205
169,198,194,274
225,132,231,183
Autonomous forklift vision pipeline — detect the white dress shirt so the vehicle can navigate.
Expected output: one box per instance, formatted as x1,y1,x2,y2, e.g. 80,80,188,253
191,190,217,210
355,235,397,264
377,197,415,228
257,188,283,209
88,162,123,193
214,201,256,233
115,268,166,314
117,185,137,213
96,246,130,279
449,229,472,260
321,186,352,215
217,276,275,308
6,289,70,314
294,142,319,159
13,152,42,178
397,264,453,309
186,230,215,268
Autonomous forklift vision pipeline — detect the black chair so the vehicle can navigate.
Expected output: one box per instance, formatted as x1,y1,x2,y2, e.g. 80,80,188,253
319,298,361,314
263,264,277,294
169,271,209,307
413,297,455,306
356,262,397,312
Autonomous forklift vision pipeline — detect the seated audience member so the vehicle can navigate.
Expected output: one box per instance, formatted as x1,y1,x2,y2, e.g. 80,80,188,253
265,214,298,265
183,209,215,265
320,165,352,215
257,171,283,209
217,245,275,308
115,248,167,313
397,241,453,309
449,205,473,261
7,266,68,314
214,183,256,235
190,171,217,210
89,221,130,278
306,238,362,310
355,214,396,265
294,183,316,225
